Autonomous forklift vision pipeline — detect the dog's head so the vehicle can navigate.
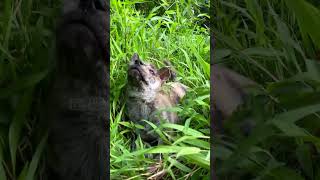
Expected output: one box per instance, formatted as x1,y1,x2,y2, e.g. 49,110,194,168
127,53,172,92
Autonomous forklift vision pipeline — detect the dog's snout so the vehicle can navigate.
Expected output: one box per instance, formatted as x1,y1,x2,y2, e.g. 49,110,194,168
134,59,143,66
131,53,145,66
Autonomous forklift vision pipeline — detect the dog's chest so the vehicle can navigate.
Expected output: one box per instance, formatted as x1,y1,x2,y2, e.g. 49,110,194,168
126,94,178,125
126,98,155,122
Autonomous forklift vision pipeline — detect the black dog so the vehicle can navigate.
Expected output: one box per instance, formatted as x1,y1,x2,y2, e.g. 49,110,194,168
46,0,109,179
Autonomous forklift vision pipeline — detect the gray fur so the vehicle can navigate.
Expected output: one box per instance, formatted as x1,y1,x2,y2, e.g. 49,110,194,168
62,0,80,14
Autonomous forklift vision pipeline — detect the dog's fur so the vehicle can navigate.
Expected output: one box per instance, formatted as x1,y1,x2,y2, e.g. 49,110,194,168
47,0,108,179
126,54,187,144
212,64,257,133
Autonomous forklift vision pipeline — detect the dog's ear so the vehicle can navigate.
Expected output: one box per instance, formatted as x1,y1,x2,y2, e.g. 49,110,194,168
159,60,176,82
165,60,177,80
94,0,108,11
79,0,107,11
59,0,109,60
158,67,171,82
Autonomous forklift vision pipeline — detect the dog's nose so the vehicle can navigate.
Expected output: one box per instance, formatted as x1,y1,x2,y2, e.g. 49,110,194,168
134,59,143,66
131,53,144,66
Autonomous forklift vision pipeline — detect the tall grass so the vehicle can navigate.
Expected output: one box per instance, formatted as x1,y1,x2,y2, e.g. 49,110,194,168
110,0,210,179
213,0,320,179
0,0,59,179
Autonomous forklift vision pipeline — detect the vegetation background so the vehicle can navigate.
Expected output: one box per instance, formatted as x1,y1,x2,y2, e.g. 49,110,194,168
110,0,210,179
213,0,320,179
0,0,58,179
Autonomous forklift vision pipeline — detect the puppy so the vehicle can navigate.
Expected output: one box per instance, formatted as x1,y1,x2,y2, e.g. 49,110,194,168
126,53,187,145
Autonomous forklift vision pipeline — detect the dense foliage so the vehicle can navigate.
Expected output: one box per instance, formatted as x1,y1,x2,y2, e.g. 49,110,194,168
0,0,59,179
213,0,320,179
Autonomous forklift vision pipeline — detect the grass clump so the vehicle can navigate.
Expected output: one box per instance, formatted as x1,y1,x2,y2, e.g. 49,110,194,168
0,0,59,179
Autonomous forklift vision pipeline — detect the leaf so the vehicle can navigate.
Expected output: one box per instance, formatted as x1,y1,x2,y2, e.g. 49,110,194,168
267,166,305,180
176,147,201,157
143,120,169,143
17,163,29,180
184,153,210,169
26,133,48,180
200,58,210,79
9,89,33,175
161,123,205,137
272,121,310,137
214,48,231,61
305,59,320,81
284,0,320,48
296,144,314,179
271,103,320,124
174,136,210,150
0,143,7,180
168,157,192,173
179,47,193,75
221,1,254,21
245,0,266,45
0,70,48,99
213,145,233,160
219,123,275,173
146,145,200,157
270,104,320,137
0,102,11,125
242,47,283,57
270,4,303,72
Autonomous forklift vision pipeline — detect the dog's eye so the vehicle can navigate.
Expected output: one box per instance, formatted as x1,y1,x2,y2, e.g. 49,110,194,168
149,69,155,75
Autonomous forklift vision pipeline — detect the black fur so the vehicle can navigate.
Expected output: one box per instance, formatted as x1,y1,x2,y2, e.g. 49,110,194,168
47,1,109,179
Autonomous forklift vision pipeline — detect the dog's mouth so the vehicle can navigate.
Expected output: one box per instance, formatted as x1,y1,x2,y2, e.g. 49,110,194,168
128,66,148,85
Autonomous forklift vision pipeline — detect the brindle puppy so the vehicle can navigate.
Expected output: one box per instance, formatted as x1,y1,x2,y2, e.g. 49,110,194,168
126,53,187,145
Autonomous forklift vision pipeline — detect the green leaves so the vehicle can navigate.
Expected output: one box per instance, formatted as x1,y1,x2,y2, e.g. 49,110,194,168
245,0,266,45
9,89,34,175
0,0,57,179
284,0,320,48
296,144,314,179
265,167,305,180
0,70,48,99
0,143,7,180
25,133,47,180
161,123,205,137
